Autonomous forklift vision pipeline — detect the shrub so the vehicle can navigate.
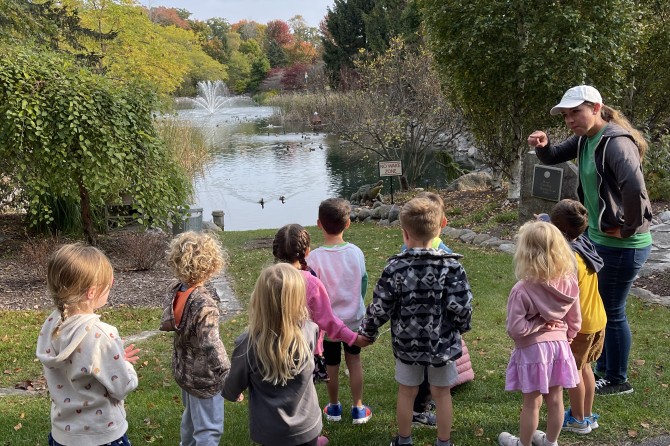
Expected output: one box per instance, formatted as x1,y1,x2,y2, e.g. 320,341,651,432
113,231,169,271
21,236,61,278
645,134,670,201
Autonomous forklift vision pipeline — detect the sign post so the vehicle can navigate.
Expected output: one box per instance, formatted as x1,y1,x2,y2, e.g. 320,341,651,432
379,161,402,204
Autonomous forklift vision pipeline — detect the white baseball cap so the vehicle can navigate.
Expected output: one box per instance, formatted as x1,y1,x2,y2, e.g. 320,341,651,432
550,85,602,116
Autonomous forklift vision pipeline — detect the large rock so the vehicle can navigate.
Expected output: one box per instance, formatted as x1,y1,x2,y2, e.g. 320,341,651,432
446,171,492,191
518,150,579,224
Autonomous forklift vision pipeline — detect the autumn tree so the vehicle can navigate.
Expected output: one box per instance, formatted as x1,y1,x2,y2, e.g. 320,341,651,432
420,0,645,199
326,38,465,189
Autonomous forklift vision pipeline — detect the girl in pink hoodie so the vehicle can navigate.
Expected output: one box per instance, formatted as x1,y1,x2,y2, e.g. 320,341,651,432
499,221,582,446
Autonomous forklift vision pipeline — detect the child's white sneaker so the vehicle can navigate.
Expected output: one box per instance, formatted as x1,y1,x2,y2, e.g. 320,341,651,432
498,432,522,446
531,430,558,446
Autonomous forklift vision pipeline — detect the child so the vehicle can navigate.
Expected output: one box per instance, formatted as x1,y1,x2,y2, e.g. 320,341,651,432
222,264,322,445
548,200,606,434
37,243,140,446
307,198,373,424
402,191,453,253
272,223,369,380
498,221,582,446
163,231,231,445
359,197,473,446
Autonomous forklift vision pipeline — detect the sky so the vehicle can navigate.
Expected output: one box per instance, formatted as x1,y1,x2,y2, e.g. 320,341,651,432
138,0,334,27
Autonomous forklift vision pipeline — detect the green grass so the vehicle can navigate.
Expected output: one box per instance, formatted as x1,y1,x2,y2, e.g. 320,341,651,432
2,222,669,445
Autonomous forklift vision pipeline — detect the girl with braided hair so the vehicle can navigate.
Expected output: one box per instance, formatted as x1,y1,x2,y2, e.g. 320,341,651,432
272,224,369,383
37,243,140,446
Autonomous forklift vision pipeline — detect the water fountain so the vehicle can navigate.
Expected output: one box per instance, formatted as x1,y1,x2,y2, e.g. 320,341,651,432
189,80,255,113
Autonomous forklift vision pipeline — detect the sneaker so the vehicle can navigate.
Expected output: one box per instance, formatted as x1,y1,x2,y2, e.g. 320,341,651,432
323,402,342,421
317,436,329,446
390,435,413,446
498,432,521,446
595,378,634,395
586,412,600,429
351,404,372,424
562,408,592,434
412,410,437,427
531,430,557,446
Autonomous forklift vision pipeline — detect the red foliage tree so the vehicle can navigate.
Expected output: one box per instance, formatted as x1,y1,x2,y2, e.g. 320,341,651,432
149,7,190,30
266,20,293,46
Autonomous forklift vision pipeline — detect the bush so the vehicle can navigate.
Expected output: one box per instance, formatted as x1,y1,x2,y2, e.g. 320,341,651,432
113,231,169,271
21,236,61,279
645,134,670,201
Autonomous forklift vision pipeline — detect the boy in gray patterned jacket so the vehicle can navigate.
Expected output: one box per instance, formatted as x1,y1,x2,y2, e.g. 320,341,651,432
359,197,473,446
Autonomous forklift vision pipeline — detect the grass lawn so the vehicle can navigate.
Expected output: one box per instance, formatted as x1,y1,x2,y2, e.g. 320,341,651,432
1,222,668,445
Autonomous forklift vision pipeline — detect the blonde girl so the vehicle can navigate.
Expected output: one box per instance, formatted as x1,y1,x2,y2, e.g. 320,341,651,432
223,264,323,446
163,231,230,446
498,222,582,446
36,243,139,446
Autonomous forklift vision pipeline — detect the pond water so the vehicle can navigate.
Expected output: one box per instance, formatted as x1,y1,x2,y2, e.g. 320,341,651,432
176,104,473,231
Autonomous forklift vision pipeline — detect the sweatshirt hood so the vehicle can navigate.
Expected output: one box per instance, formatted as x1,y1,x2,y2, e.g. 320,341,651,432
571,235,604,273
523,276,579,321
36,311,100,369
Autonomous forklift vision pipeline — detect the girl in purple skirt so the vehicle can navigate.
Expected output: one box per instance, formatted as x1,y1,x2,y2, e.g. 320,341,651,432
499,221,582,446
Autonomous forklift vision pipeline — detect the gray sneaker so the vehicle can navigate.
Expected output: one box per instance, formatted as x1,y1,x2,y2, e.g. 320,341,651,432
412,410,437,427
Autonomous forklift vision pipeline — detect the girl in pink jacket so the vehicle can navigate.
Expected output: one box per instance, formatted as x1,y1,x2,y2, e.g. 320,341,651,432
499,221,582,446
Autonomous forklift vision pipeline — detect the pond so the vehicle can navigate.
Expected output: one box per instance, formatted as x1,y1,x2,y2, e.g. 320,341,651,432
176,103,474,231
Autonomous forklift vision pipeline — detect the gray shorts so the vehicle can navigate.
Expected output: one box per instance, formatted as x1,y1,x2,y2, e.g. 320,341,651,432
395,358,458,387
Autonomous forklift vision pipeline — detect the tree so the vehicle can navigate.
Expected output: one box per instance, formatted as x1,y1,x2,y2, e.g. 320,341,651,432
69,1,226,96
322,0,421,87
420,0,645,199
322,0,374,87
0,47,190,243
326,38,465,189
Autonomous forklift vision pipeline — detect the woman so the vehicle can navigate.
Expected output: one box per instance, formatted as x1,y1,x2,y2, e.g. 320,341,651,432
528,85,653,396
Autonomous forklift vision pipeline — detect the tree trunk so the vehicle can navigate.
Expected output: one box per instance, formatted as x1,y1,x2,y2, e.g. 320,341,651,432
399,175,410,191
507,156,522,201
78,179,97,246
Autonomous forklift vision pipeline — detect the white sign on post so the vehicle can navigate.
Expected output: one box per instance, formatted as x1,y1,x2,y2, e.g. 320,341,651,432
379,161,402,177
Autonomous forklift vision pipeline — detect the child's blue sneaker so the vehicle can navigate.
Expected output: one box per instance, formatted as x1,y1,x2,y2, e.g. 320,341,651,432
586,412,600,429
562,407,592,434
323,402,342,421
351,404,372,424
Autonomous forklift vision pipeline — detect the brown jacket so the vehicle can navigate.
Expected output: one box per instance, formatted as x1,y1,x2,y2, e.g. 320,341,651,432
167,282,230,399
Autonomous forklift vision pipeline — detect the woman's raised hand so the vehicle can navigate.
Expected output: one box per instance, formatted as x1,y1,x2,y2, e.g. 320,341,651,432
528,131,548,148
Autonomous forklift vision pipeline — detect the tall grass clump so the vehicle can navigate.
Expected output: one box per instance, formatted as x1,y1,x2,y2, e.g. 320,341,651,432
266,91,357,124
154,116,211,180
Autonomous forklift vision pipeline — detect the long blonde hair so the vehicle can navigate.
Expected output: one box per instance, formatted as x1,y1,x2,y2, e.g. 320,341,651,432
248,264,310,386
47,243,113,334
600,104,648,159
514,221,576,282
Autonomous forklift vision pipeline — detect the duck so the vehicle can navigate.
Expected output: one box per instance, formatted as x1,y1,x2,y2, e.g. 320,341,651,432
279,196,286,204
258,198,265,209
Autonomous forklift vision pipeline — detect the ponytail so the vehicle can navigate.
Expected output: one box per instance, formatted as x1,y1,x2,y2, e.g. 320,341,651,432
601,105,648,159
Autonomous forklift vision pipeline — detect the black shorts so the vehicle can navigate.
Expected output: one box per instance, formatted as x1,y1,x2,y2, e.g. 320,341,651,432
323,339,361,366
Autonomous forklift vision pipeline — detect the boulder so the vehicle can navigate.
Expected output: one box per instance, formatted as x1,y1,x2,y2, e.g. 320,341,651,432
446,171,493,191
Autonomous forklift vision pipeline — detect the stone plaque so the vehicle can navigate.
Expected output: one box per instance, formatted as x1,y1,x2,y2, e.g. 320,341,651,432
531,165,563,202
